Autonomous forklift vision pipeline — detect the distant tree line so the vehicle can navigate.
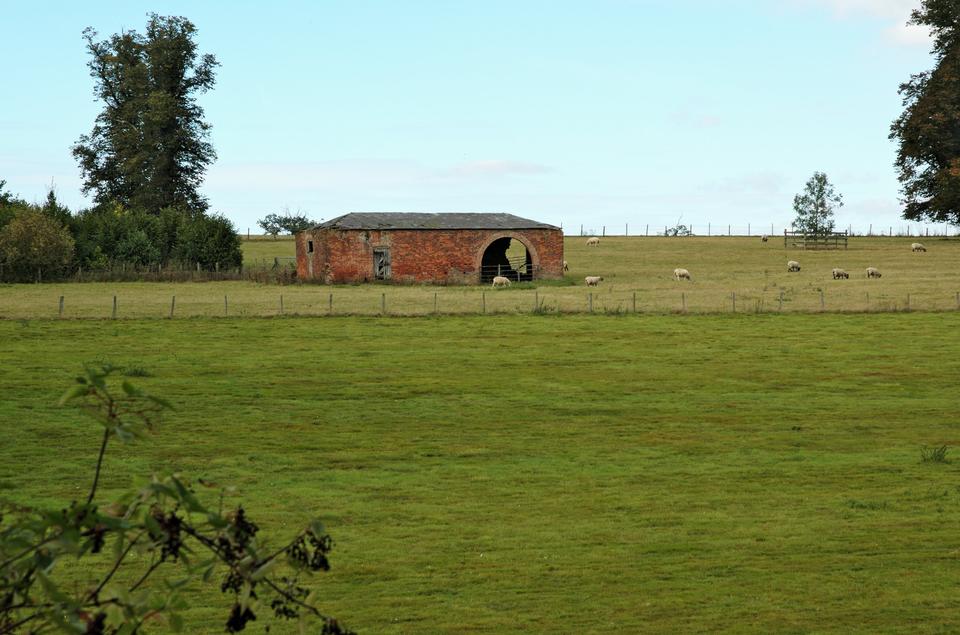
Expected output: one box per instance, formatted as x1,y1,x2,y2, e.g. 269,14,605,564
0,14,242,282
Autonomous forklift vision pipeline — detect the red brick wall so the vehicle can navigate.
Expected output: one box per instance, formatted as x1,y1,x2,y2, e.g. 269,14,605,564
296,227,563,284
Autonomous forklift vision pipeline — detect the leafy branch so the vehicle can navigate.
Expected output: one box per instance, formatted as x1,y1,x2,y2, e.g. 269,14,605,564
0,364,353,634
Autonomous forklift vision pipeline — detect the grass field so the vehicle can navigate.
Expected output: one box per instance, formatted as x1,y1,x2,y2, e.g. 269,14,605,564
3,314,960,633
2,236,959,318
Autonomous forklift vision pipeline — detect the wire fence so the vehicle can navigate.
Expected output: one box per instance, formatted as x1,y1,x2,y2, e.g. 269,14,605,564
565,222,960,238
0,259,297,285
14,288,960,320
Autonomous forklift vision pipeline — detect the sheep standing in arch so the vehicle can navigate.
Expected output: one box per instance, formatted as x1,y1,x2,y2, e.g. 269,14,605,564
866,267,882,279
586,237,601,246
563,260,569,271
912,242,927,252
787,260,801,272
673,268,691,281
492,276,511,288
585,276,604,287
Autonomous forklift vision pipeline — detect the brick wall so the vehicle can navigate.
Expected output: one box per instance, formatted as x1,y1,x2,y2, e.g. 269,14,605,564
296,227,563,284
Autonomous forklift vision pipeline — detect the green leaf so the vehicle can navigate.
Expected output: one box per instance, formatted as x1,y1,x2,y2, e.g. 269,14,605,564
250,559,278,581
308,518,326,537
58,384,90,406
121,381,142,396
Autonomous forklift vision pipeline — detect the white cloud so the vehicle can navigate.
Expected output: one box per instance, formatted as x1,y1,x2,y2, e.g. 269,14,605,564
788,0,931,47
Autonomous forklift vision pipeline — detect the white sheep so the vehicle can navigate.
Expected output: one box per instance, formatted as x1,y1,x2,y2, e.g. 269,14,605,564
492,276,511,288
761,234,769,242
787,260,801,272
586,237,601,246
585,276,604,287
866,267,882,279
673,268,691,281
563,260,569,271
831,268,849,279
912,242,927,252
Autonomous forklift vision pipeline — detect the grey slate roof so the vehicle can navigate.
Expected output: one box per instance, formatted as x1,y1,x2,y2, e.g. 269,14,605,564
312,212,559,231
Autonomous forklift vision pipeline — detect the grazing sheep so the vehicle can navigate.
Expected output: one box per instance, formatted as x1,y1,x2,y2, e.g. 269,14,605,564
761,234,769,242
585,276,604,287
673,268,691,281
492,275,511,288
787,260,801,272
586,237,601,246
912,242,927,252
832,268,849,279
866,267,882,279
563,260,569,272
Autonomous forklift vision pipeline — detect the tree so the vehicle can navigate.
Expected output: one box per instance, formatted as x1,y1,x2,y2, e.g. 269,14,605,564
890,1,960,223
792,172,842,235
257,213,283,238
176,213,243,269
258,211,315,237
72,14,218,215
0,365,353,634
0,210,75,281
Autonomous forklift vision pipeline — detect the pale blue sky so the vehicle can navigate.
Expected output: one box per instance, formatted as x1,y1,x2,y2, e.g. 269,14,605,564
0,0,941,234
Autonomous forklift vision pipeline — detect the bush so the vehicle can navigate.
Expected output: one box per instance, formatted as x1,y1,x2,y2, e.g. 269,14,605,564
0,365,353,633
0,210,75,281
176,213,243,269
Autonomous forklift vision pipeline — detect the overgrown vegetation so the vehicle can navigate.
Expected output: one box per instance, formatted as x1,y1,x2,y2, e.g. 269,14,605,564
0,365,352,634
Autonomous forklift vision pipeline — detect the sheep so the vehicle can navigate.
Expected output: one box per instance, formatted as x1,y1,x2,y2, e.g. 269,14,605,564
866,267,882,279
563,260,570,272
492,275,511,288
912,242,927,252
761,234,769,242
831,268,849,279
584,276,604,287
673,268,691,281
586,237,601,246
787,260,801,272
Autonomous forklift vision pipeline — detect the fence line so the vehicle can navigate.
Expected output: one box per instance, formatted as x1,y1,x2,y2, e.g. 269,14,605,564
16,289,960,320
568,222,960,238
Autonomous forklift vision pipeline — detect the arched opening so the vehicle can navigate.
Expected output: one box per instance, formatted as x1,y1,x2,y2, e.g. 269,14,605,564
479,236,533,284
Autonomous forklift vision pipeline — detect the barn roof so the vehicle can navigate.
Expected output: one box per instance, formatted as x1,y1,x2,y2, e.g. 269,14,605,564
312,212,559,231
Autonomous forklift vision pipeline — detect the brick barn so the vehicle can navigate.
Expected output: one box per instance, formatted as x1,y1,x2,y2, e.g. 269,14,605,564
295,212,564,284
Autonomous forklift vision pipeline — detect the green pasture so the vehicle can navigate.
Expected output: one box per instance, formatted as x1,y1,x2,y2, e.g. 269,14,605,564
3,314,960,633
2,236,959,318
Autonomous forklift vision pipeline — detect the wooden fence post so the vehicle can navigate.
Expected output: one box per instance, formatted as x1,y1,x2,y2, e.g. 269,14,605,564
482,291,486,314
708,223,711,236
170,296,176,318
632,291,636,313
731,292,736,312
434,292,438,314
224,295,228,316
280,294,284,315
602,226,606,237
645,224,649,236
112,296,117,319
588,292,593,313
381,293,386,315
328,293,333,314
58,296,64,318
956,291,959,309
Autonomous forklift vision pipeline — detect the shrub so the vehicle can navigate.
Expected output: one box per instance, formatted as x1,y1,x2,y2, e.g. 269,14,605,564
0,210,75,281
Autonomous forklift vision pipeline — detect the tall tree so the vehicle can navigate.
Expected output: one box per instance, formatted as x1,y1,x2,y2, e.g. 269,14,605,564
73,14,218,214
792,172,842,235
890,1,960,223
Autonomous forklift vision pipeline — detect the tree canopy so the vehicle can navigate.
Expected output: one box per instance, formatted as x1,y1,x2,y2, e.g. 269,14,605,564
890,0,960,224
72,14,218,215
792,172,842,235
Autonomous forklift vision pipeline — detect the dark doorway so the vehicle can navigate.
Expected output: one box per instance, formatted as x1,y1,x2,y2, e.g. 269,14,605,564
479,237,532,283
373,249,391,280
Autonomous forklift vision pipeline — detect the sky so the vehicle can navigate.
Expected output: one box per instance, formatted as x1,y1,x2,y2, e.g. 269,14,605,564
0,0,942,234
